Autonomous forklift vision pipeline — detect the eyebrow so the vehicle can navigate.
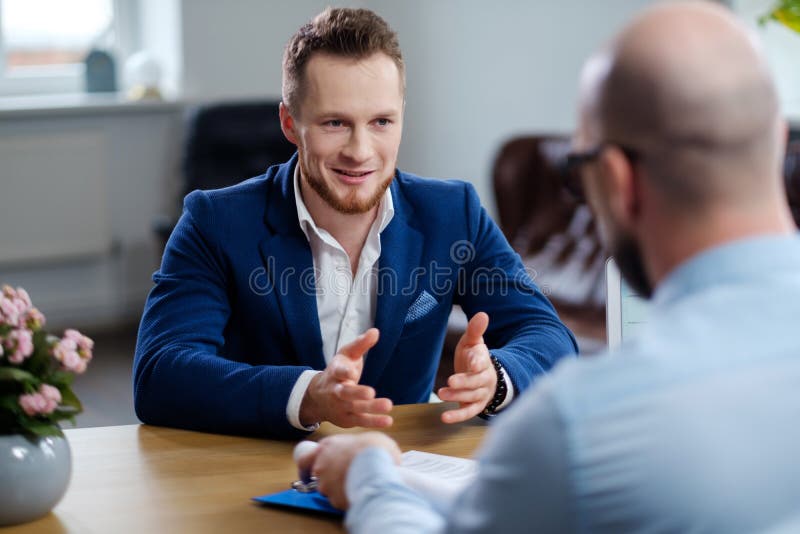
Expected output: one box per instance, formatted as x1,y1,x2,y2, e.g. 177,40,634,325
316,109,401,119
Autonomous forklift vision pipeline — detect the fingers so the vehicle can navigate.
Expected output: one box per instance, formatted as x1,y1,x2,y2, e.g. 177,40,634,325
460,312,489,347
337,328,380,361
295,444,319,479
437,386,490,404
334,383,376,401
348,397,393,415
331,360,360,382
347,413,394,428
441,402,484,424
446,363,493,390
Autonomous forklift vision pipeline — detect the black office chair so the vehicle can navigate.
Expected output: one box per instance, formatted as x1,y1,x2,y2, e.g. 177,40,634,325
153,100,297,249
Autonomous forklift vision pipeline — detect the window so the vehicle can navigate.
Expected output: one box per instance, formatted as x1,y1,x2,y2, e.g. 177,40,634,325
0,0,133,97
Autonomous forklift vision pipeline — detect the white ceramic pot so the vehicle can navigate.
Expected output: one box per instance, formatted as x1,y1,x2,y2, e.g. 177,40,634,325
0,433,71,526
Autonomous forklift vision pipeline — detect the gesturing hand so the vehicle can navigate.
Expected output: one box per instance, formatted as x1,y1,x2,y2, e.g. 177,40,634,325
438,312,497,424
296,433,402,510
299,328,394,428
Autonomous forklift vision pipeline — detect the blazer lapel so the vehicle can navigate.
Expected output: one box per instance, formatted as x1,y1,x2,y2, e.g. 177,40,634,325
362,183,424,386
260,154,326,370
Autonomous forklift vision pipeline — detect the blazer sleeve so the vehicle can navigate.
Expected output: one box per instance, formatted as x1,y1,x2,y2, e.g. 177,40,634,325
456,182,578,395
133,190,311,439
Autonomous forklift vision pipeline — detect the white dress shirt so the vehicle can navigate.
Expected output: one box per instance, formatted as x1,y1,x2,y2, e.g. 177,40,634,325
285,166,395,430
285,166,513,430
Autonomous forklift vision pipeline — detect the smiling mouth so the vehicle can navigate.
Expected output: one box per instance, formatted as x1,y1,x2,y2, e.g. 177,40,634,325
333,169,373,177
332,168,374,184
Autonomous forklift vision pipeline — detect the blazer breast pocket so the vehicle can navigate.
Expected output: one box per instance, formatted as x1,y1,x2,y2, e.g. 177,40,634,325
400,290,449,341
403,290,441,325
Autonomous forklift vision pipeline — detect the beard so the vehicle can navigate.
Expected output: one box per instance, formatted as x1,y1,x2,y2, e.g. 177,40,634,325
298,153,394,215
613,232,654,299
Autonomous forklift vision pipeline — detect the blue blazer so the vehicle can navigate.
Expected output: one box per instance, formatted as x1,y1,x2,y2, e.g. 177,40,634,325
134,155,577,438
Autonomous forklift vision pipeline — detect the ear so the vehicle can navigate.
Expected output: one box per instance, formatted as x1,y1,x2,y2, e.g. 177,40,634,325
279,102,299,146
599,147,641,232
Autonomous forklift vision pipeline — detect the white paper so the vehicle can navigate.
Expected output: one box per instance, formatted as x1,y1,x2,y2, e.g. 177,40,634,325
398,450,477,512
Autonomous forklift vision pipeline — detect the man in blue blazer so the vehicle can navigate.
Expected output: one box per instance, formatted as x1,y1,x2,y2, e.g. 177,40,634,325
133,7,576,439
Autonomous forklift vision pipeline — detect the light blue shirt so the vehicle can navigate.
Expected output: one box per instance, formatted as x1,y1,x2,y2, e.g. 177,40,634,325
345,235,800,533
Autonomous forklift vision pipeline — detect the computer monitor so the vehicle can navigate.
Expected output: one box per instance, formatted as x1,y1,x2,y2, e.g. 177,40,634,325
605,257,649,349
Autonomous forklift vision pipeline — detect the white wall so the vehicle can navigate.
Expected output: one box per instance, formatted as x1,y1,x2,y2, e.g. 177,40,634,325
179,0,364,101
0,107,183,330
176,0,657,216
372,0,657,213
729,0,800,121
14,0,760,329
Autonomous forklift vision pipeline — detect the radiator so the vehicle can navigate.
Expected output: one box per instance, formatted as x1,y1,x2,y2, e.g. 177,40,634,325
0,129,111,264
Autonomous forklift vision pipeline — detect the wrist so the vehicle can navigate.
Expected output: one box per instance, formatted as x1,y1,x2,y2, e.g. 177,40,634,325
299,374,323,426
480,355,508,418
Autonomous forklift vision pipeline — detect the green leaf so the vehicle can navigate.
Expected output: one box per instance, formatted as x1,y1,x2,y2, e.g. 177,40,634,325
17,417,63,438
0,393,21,413
0,367,37,383
47,371,75,387
50,411,77,427
59,387,83,413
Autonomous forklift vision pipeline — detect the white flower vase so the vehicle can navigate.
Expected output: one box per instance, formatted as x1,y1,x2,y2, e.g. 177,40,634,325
0,433,71,526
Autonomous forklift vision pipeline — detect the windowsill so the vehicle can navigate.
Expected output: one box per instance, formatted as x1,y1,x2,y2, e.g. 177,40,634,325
0,92,183,119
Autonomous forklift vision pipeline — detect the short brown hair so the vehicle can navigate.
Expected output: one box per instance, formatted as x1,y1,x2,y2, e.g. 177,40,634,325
282,7,405,116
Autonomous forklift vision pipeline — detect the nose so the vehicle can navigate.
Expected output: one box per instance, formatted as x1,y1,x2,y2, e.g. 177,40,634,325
341,126,372,163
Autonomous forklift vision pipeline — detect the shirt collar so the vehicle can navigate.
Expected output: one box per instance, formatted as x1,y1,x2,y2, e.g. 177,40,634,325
651,232,800,308
292,162,395,243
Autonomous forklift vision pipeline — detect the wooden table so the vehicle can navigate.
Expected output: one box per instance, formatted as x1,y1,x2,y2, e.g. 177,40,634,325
6,403,487,533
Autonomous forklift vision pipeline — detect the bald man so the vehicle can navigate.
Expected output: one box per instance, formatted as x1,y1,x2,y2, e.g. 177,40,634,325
297,2,800,532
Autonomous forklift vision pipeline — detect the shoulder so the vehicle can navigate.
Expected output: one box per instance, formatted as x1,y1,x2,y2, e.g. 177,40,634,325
393,170,482,214
182,174,276,234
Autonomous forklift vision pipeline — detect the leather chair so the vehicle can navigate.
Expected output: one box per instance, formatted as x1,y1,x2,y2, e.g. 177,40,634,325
437,134,800,385
493,135,607,344
784,140,800,226
437,135,605,389
154,100,296,248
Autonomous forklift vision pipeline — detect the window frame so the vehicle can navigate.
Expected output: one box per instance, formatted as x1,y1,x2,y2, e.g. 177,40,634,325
0,0,138,97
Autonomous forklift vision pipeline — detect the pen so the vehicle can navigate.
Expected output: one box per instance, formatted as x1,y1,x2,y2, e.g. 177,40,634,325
293,441,319,490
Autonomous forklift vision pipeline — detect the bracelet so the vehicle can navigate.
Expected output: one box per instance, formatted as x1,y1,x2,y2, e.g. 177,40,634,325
480,355,508,418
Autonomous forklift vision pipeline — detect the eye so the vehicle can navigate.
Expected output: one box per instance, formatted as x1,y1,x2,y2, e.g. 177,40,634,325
325,119,343,128
375,118,391,127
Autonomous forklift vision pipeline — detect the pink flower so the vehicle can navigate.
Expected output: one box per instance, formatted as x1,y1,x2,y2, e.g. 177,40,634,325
0,287,33,328
0,297,20,327
18,384,61,417
1,285,15,300
24,307,45,330
39,384,61,410
15,287,32,309
4,328,34,364
19,393,48,417
53,335,89,373
61,350,87,374
64,329,94,359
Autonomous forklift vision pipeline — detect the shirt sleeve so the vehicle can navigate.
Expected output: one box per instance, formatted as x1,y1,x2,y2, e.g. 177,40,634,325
344,380,574,534
346,447,447,534
286,370,323,430
442,380,574,533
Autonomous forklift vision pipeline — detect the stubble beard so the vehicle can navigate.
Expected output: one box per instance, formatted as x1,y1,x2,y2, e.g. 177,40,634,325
298,153,394,215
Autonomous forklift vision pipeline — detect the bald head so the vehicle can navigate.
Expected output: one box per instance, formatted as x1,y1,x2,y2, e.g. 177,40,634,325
581,1,784,209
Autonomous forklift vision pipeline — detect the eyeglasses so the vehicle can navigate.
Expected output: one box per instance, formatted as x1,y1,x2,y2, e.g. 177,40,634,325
562,143,641,202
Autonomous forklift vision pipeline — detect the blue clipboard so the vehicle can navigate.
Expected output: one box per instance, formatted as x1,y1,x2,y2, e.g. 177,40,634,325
252,489,344,517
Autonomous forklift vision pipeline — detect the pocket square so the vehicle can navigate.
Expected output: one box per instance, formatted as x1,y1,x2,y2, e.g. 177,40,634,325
404,290,439,323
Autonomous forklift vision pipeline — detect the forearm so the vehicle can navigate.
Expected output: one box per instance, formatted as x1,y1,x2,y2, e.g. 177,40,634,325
133,342,312,439
346,448,446,534
489,316,577,394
